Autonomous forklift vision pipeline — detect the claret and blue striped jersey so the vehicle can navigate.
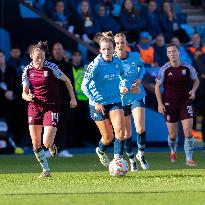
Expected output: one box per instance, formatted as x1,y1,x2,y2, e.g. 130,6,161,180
115,52,146,106
81,54,127,106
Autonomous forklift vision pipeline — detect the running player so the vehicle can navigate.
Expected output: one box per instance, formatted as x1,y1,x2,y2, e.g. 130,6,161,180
114,33,149,171
155,43,199,166
81,32,126,167
22,41,77,177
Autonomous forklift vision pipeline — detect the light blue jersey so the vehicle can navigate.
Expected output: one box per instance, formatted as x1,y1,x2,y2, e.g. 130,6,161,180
81,54,126,106
116,52,146,106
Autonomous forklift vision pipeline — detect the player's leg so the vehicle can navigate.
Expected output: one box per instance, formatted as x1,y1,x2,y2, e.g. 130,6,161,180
132,105,149,170
124,114,138,171
28,102,50,177
166,122,178,162
181,104,195,166
123,105,137,171
90,105,113,167
95,119,114,167
164,103,179,162
43,126,58,156
29,125,51,178
43,109,59,156
109,107,125,159
181,118,195,166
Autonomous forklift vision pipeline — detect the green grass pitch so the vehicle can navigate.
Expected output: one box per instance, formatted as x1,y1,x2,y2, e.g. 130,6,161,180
0,151,205,205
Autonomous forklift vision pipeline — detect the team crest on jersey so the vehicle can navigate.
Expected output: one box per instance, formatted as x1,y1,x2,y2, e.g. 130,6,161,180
86,66,93,73
156,75,161,80
167,115,170,121
131,62,135,66
168,72,173,76
44,71,48,77
182,69,186,75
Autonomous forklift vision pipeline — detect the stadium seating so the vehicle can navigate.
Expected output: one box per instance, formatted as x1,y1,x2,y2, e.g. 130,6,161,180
0,28,11,59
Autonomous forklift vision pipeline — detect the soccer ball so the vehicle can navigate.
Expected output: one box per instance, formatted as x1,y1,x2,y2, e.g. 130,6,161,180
109,158,129,177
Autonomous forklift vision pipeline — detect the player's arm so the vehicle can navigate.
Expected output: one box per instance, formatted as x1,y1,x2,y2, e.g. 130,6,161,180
60,74,77,108
81,62,98,102
134,55,145,84
155,82,166,115
22,67,34,102
130,55,145,93
155,67,166,115
22,85,34,102
189,77,199,100
188,65,200,100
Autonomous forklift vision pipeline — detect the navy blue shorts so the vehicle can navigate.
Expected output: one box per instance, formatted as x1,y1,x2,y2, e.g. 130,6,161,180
123,99,145,117
90,102,122,121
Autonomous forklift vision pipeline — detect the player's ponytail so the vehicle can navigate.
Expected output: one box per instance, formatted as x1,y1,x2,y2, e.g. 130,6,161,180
37,41,48,52
30,41,48,55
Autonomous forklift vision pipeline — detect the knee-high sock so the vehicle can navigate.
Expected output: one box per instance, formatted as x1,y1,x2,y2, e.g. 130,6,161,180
98,140,109,153
168,135,178,153
137,131,146,156
184,136,194,161
34,147,50,171
125,137,135,162
114,138,125,159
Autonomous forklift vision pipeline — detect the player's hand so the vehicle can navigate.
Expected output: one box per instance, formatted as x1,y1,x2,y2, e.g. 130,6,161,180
120,86,129,94
158,103,166,115
5,90,14,100
131,83,140,94
70,98,77,108
189,90,195,100
95,103,105,115
27,90,35,102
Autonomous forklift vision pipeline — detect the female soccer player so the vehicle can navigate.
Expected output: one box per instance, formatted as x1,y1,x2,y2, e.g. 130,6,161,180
114,33,149,171
22,41,77,177
155,44,199,166
81,32,126,167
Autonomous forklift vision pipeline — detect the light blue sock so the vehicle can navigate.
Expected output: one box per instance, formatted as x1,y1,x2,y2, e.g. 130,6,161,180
114,138,125,159
168,136,178,153
184,137,194,161
34,148,50,171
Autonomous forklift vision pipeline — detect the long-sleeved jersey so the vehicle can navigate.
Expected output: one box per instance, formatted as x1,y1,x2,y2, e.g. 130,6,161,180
81,54,126,106
116,52,146,106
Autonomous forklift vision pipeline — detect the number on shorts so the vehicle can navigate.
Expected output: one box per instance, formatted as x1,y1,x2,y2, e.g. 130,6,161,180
51,113,59,122
187,106,193,117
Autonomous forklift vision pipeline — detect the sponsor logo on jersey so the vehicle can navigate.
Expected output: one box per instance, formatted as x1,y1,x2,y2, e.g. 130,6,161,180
30,73,35,77
182,69,186,75
165,102,170,106
44,71,48,77
28,117,32,123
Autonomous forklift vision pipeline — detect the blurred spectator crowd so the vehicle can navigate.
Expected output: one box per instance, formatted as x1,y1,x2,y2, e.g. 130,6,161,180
0,0,205,154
